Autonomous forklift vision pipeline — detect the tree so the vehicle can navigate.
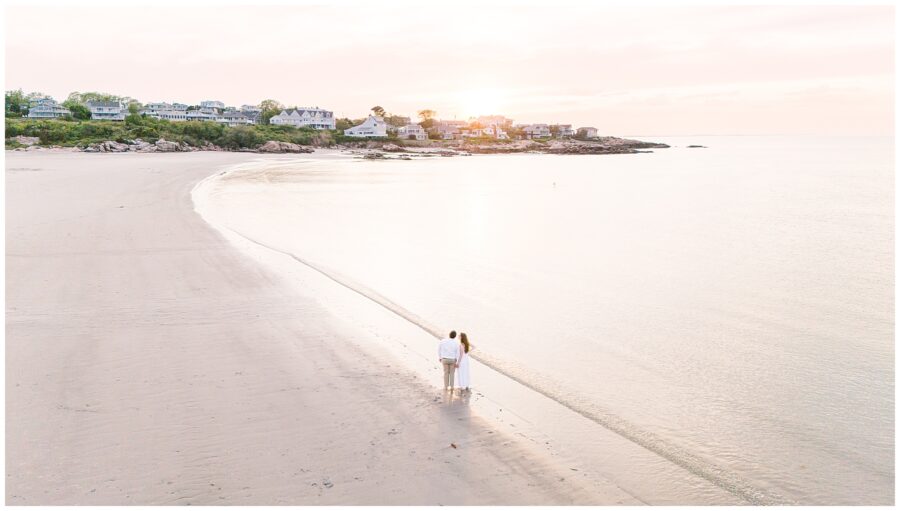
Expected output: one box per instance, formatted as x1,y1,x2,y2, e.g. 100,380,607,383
371,105,385,118
417,109,436,122
259,99,284,125
62,100,92,120
5,89,28,117
128,102,141,115
335,118,354,131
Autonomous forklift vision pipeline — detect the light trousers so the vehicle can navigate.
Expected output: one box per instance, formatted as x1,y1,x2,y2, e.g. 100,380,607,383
441,358,457,389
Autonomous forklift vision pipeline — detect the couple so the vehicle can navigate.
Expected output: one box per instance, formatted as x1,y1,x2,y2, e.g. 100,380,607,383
437,330,473,392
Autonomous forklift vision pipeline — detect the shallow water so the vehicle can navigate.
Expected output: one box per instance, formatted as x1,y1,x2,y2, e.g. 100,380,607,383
202,136,894,504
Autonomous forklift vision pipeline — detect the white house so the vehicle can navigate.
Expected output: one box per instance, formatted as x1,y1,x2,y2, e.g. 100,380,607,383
522,124,551,139
344,115,387,137
578,127,599,139
143,102,173,113
186,110,217,122
397,123,427,140
27,97,71,119
217,111,254,126
153,109,189,122
87,100,127,121
554,124,575,137
433,120,467,140
200,100,225,111
269,107,336,130
481,125,509,140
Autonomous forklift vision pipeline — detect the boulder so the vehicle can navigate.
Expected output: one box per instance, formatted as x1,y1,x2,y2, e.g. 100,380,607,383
15,136,40,146
257,140,314,153
382,143,404,152
154,138,181,152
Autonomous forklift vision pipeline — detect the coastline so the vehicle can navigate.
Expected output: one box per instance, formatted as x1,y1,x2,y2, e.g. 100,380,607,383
6,150,638,505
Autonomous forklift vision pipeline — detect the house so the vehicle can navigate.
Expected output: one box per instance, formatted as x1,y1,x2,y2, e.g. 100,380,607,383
87,100,127,121
344,115,387,137
481,125,509,139
474,115,513,128
269,107,336,130
200,100,225,111
432,120,467,140
578,127,599,139
143,102,173,113
185,110,217,122
460,128,484,138
397,123,427,140
240,104,261,114
151,109,189,122
217,111,254,126
522,124,551,139
553,124,575,137
26,97,71,119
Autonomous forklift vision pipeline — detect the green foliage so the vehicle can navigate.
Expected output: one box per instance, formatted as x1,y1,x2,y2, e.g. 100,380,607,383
5,114,339,150
371,105,385,117
6,89,29,117
62,100,92,120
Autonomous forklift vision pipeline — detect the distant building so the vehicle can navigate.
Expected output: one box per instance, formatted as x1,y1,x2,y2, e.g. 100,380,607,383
432,120,467,140
481,124,509,139
87,100,127,121
153,109,189,122
217,111,254,126
460,128,484,138
240,104,261,114
578,127,599,139
143,102,173,113
269,107,336,130
26,97,71,119
474,115,513,128
344,115,387,137
522,124,551,139
553,124,575,137
397,123,427,140
200,100,225,111
186,110,217,122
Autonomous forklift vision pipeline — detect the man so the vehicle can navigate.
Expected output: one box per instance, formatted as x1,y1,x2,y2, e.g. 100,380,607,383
438,330,460,391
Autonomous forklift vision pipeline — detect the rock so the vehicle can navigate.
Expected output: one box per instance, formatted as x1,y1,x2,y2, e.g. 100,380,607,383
322,478,333,489
382,143,404,152
257,140,314,153
154,138,181,152
82,146,99,153
687,145,707,148
100,140,130,152
363,152,385,159
15,136,40,146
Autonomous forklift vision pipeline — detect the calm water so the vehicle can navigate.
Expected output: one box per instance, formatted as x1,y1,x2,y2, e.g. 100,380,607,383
204,136,893,504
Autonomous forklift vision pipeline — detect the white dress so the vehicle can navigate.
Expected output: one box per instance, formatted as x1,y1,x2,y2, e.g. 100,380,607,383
456,348,471,389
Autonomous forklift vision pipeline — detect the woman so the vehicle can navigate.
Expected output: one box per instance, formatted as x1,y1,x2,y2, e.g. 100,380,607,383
456,332,473,391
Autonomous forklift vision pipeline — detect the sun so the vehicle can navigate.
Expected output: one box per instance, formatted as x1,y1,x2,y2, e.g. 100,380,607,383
458,89,504,118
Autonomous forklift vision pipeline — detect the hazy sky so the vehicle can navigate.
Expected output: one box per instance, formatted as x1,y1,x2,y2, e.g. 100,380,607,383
5,3,895,135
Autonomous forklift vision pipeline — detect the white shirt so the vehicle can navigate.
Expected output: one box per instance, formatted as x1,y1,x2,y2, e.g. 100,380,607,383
438,338,460,360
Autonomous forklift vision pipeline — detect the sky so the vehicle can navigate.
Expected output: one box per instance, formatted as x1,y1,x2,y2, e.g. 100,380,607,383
4,3,895,135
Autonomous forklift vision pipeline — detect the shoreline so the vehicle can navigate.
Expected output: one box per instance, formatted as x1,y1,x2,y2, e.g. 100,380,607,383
192,155,764,505
6,151,639,505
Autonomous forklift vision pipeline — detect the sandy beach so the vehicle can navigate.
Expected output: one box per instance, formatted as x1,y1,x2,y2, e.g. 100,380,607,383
5,151,641,505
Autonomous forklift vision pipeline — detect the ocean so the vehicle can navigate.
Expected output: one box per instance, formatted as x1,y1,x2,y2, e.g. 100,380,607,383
197,136,894,504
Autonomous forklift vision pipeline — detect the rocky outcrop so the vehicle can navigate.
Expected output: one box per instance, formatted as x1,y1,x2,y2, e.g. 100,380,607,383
381,143,405,152
14,136,40,146
81,138,197,153
257,140,314,153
